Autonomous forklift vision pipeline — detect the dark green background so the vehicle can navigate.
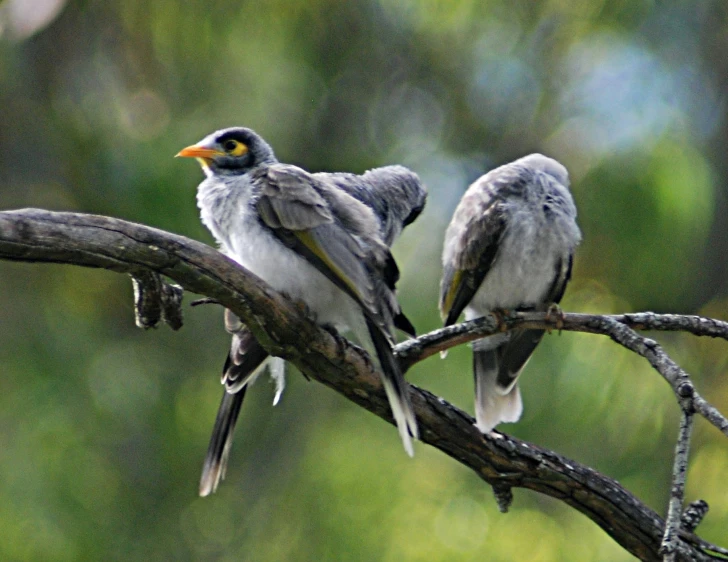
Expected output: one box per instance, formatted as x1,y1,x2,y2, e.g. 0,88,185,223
1,1,726,560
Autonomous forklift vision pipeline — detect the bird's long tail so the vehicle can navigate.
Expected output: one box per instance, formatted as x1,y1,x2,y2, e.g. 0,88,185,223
472,336,524,434
199,320,269,496
199,387,247,497
366,318,418,456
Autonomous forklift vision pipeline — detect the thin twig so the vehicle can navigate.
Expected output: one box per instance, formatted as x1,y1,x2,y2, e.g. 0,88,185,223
660,406,695,560
396,313,728,439
681,531,728,559
618,313,728,341
580,317,728,439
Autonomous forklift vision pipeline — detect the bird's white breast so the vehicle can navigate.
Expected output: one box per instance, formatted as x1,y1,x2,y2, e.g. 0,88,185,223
466,198,579,316
197,176,365,336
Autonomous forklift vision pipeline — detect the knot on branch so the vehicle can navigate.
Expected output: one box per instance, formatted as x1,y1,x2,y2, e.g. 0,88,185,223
492,483,514,513
131,271,184,330
677,382,694,399
680,500,709,533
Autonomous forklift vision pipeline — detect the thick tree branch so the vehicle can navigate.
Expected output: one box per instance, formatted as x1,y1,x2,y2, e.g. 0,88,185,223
1,209,726,561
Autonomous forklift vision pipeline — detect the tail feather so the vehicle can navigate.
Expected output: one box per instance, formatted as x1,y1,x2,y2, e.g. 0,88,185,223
223,319,271,393
495,328,543,392
366,318,418,455
473,345,523,433
199,387,247,496
200,315,269,496
393,311,417,337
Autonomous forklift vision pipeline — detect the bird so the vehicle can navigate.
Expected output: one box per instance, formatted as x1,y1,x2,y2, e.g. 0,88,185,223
177,127,426,495
439,154,581,434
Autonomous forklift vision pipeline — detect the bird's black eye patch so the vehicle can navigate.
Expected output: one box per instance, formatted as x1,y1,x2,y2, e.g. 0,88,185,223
221,139,249,157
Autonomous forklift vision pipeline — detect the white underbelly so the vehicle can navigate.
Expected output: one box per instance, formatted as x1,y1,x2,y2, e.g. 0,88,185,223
227,219,364,335
466,224,566,315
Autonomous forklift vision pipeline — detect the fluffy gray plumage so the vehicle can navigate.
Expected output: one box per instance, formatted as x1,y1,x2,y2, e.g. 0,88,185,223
440,154,581,433
179,127,426,495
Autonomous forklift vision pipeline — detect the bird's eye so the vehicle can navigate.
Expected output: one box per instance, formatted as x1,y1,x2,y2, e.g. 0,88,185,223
222,139,248,157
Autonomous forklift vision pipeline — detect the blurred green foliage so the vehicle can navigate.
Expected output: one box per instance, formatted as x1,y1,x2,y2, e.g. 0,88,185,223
1,0,727,559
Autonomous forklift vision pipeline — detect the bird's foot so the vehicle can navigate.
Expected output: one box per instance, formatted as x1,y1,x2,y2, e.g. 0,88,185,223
491,309,511,332
545,303,565,333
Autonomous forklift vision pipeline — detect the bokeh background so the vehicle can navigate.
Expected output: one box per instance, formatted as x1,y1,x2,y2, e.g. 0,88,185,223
1,1,727,560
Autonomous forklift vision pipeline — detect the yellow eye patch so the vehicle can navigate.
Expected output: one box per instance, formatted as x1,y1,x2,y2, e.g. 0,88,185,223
222,139,249,157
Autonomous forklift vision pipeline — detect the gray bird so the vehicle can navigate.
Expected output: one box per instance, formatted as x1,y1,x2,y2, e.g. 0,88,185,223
177,127,426,495
439,154,581,434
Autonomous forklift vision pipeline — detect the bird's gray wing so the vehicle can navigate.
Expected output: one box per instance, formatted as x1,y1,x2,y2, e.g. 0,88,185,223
258,164,387,322
320,166,427,246
259,165,418,453
256,165,335,229
316,165,426,337
439,196,508,327
439,163,541,326
199,310,269,497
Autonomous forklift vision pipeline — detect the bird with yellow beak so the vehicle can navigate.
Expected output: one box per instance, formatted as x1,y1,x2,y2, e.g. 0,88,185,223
178,127,426,495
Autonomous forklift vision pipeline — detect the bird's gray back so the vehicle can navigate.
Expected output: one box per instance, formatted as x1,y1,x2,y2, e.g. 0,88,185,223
466,154,574,218
441,154,580,316
315,165,426,246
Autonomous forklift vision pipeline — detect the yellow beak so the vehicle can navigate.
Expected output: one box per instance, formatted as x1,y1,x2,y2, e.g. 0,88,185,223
175,145,224,161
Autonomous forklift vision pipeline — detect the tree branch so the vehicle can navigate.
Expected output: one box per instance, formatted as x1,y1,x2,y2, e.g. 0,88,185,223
400,314,728,438
1,209,726,561
661,407,694,561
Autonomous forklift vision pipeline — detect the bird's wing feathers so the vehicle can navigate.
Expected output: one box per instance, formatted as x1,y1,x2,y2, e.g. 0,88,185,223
320,166,427,246
314,166,426,336
545,253,574,305
258,164,416,454
257,167,333,230
258,164,394,327
440,163,540,326
440,198,508,326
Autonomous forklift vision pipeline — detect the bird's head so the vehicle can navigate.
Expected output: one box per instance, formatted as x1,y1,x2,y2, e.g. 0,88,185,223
176,127,276,176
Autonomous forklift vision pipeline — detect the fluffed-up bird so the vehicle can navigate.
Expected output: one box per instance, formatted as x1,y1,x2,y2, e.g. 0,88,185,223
439,154,581,434
177,127,426,495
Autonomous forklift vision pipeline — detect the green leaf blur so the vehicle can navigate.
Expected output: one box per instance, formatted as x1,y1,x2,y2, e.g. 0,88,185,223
1,0,727,559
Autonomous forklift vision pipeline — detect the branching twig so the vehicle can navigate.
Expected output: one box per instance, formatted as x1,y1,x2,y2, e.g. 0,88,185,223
399,314,728,439
1,209,726,562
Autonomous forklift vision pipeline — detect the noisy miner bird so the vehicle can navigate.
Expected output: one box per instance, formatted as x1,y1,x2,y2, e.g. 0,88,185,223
177,127,426,495
439,154,581,434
